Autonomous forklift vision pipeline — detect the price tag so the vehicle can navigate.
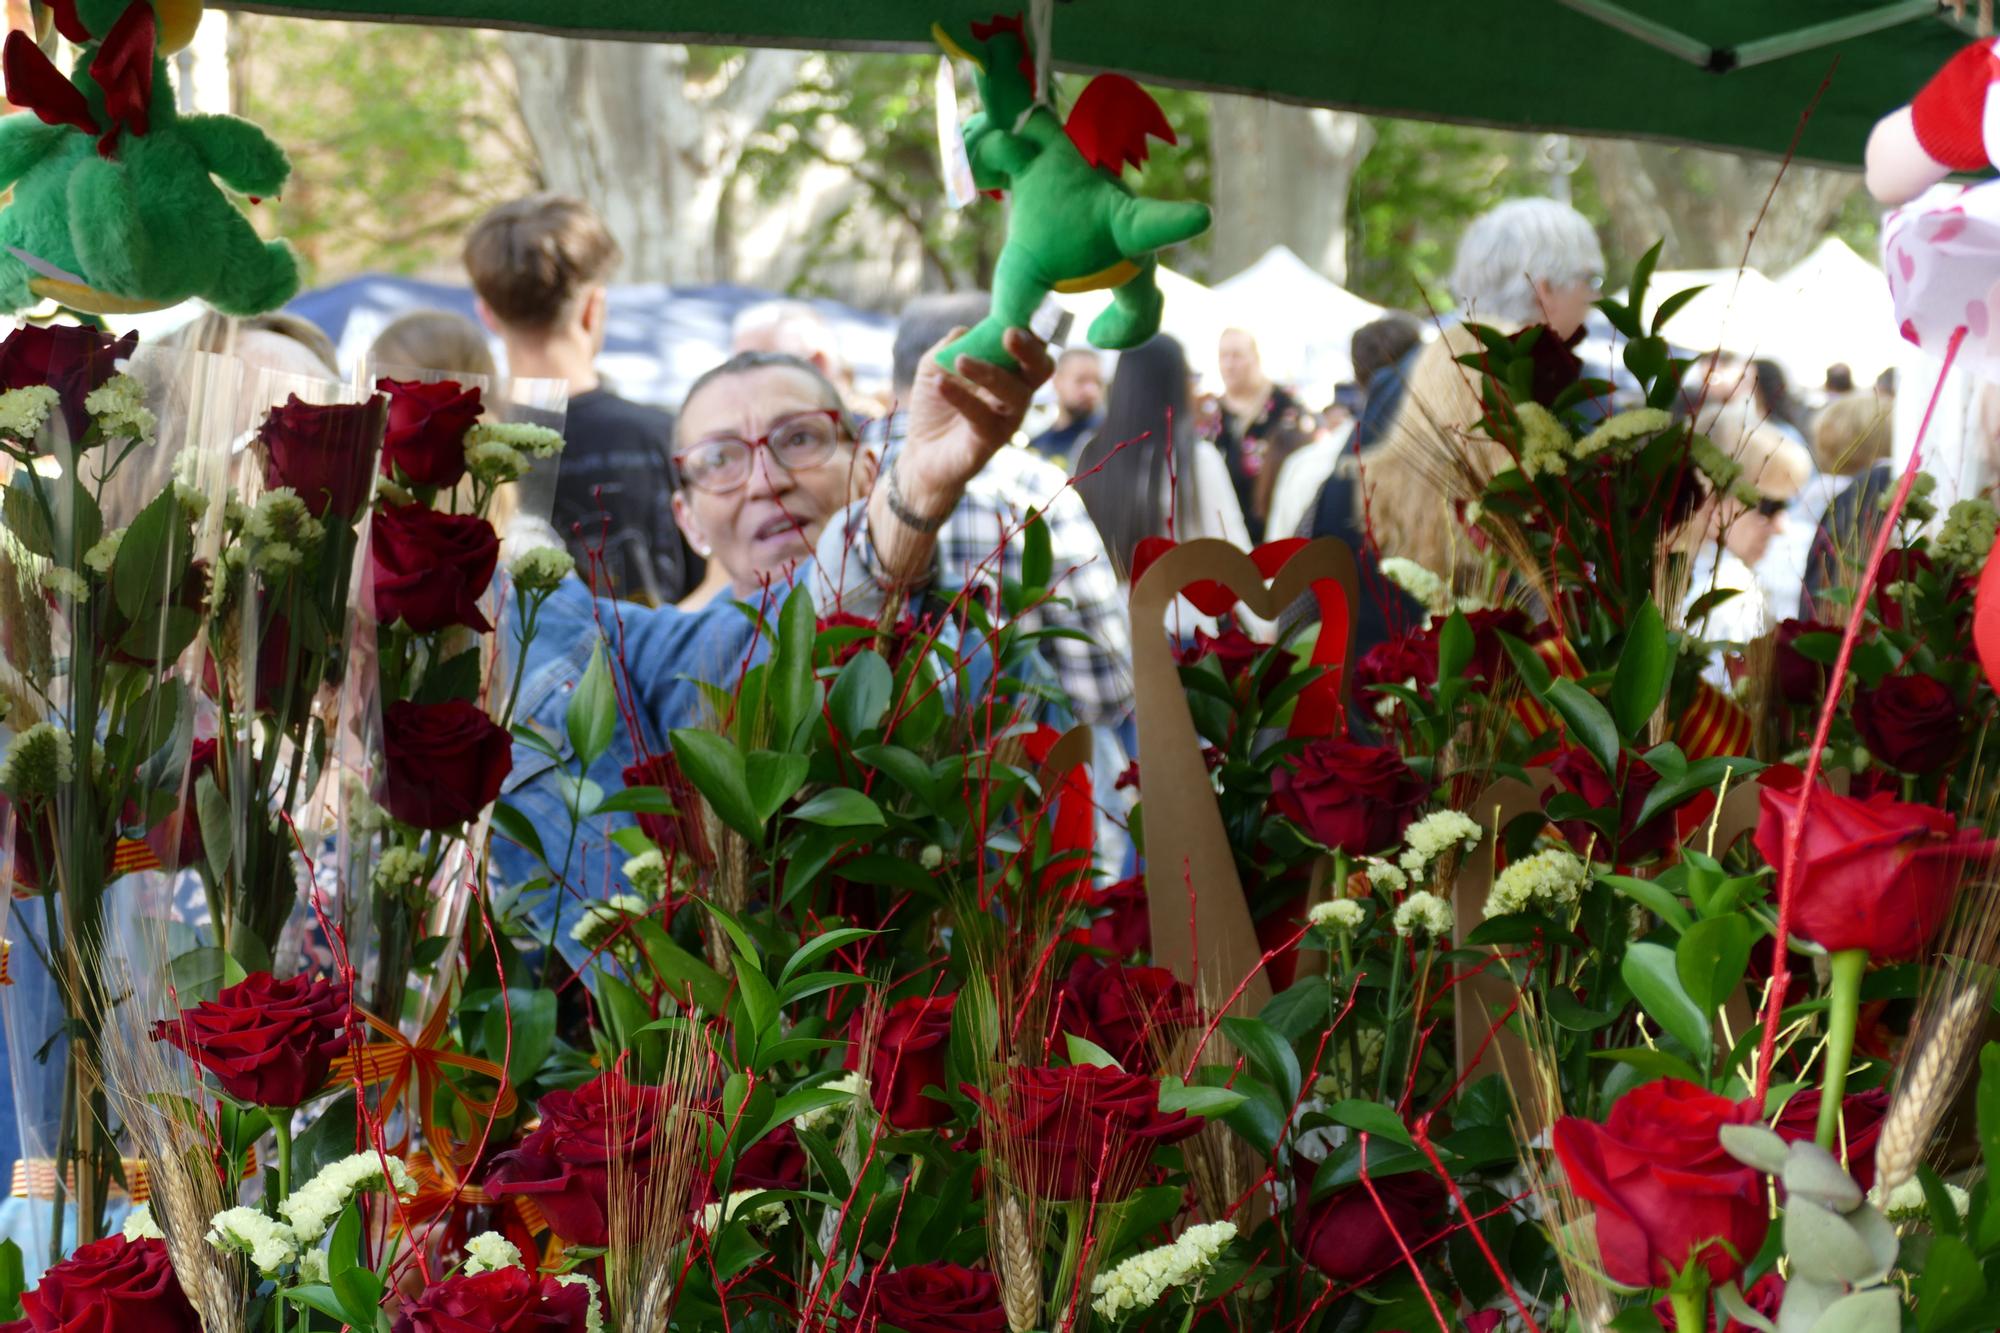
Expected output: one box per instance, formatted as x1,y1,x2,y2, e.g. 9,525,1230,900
936,57,976,209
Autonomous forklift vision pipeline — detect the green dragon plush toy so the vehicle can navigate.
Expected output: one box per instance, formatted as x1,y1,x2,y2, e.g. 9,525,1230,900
0,0,298,315
932,12,1211,370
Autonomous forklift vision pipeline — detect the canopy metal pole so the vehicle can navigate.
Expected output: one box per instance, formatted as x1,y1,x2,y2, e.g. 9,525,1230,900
1558,0,1939,74
1552,0,1719,68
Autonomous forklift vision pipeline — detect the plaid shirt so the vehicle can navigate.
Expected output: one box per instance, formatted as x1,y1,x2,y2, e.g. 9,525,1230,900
869,411,1134,727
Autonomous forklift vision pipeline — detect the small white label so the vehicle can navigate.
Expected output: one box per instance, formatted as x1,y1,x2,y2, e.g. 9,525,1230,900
936,57,976,210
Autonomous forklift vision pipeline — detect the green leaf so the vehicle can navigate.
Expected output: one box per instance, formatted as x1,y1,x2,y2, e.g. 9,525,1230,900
791,787,884,828
1158,1079,1245,1118
1019,510,1051,590
1495,631,1553,697
196,772,233,888
1261,977,1332,1042
734,953,780,1048
112,487,181,619
565,641,618,768
1650,284,1710,338
0,1240,22,1321
1326,1098,1412,1147
328,1203,363,1279
1629,240,1663,320
828,650,893,739
1221,1015,1301,1107
1066,1033,1121,1068
1437,612,1473,683
779,928,880,987
483,987,558,1088
631,920,729,1014
1632,756,1759,834
284,1286,354,1324
291,1093,357,1183
169,946,245,1007
745,751,809,825
670,729,761,841
1675,915,1754,1018
769,585,817,740
1619,942,1710,1062
592,785,673,816
332,1265,385,1331
1609,600,1669,737
1545,678,1620,777
1916,1233,1986,1332
852,743,941,812
490,800,548,868
1978,1042,2000,1184
1600,874,1693,932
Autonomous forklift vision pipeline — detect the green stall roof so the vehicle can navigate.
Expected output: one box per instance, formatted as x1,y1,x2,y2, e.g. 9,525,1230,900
222,0,1981,168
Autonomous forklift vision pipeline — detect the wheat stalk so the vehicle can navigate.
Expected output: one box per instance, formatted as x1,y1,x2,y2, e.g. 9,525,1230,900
1876,983,1989,1192
604,1025,712,1333
990,1190,1043,1333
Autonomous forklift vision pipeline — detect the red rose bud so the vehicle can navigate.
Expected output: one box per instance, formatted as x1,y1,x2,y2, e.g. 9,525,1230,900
1522,323,1585,407
145,737,219,871
370,503,499,634
1853,673,1961,774
1773,1086,1888,1189
848,993,956,1131
1753,767,1997,960
391,1267,592,1333
259,395,384,520
7,1236,197,1333
982,1064,1198,1202
1177,624,1296,695
381,699,512,832
1296,1171,1447,1284
839,1263,1006,1333
621,751,713,868
151,972,346,1109
1072,874,1150,958
0,323,136,442
1773,618,1835,707
732,1121,807,1192
1552,1078,1768,1289
1270,738,1428,856
1547,748,1672,862
1355,627,1439,702
1051,958,1198,1072
377,377,484,489
489,1068,668,1248
1872,548,1932,632
1412,607,1526,693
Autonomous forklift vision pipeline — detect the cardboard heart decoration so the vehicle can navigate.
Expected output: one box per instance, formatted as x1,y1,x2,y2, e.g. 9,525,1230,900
1128,537,1359,1016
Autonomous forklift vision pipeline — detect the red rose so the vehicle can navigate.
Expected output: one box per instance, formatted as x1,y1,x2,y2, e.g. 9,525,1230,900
1753,767,1997,959
151,971,346,1108
1412,608,1526,693
622,751,712,868
984,1064,1199,1201
1552,1078,1768,1288
1355,628,1438,703
377,378,483,489
1773,619,1834,707
1853,674,1961,774
7,1235,197,1333
145,738,218,871
370,503,499,634
0,323,136,441
381,700,512,831
1522,324,1585,407
1270,738,1427,856
1073,875,1150,958
260,395,385,520
1296,1170,1447,1284
1773,1086,1888,1189
490,1068,667,1248
734,1122,806,1191
1052,958,1198,1072
839,1263,1006,1333
1177,625,1295,695
1872,549,1932,631
391,1268,592,1333
1547,748,1672,862
848,994,956,1131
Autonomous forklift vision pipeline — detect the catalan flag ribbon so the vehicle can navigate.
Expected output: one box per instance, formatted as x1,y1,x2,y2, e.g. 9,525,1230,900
1513,635,1752,761
323,995,517,1164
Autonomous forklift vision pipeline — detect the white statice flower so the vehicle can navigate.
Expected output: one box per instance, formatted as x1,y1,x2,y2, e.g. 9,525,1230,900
1307,899,1366,934
206,1206,299,1275
245,488,324,549
278,1152,415,1243
251,541,303,577
1364,859,1409,893
555,1272,606,1333
1486,847,1589,918
466,440,527,484
508,545,575,594
1091,1220,1236,1322
1871,1176,1969,1222
84,375,155,442
1514,402,1575,479
372,845,427,895
462,1230,524,1275
469,421,566,460
297,1248,329,1283
1933,497,2000,570
569,894,648,953
1573,408,1671,462
1378,558,1452,616
82,528,123,575
1402,811,1482,869
376,476,415,508
622,850,667,898
40,565,88,602
795,1071,863,1134
1393,891,1454,940
123,1203,164,1241
0,722,74,801
919,844,945,870
697,1190,789,1234
0,385,59,439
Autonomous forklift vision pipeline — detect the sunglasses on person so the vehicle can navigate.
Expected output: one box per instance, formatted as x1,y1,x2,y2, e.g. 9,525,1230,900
675,409,850,495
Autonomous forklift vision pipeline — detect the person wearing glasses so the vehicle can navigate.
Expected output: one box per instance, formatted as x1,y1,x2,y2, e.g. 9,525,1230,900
1682,416,1812,690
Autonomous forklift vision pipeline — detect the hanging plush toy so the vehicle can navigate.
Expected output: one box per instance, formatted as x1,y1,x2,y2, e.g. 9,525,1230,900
0,0,298,315
1864,37,2000,206
931,12,1211,370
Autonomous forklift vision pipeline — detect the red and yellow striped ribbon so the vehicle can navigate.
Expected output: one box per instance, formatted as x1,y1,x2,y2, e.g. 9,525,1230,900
1512,635,1752,761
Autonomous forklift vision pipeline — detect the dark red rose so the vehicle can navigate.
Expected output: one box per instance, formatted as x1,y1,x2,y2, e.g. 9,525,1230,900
260,395,385,520
7,1235,197,1333
145,738,219,871
1177,625,1295,695
1073,875,1150,957
381,700,512,831
490,1069,667,1248
1872,549,1932,631
1854,674,1961,774
1296,1170,1447,1284
1553,1078,1768,1288
377,378,483,489
370,503,499,634
1774,619,1835,707
1412,608,1527,694
1355,627,1438,704
1521,324,1585,407
847,994,956,1131
734,1122,806,1191
0,796,116,894
1270,738,1427,856
0,323,137,442
983,1064,1199,1201
839,1263,1006,1333
1547,748,1672,862
151,971,346,1108
1773,1086,1888,1189
622,751,713,868
1753,766,1998,959
391,1267,592,1333
1052,958,1197,1072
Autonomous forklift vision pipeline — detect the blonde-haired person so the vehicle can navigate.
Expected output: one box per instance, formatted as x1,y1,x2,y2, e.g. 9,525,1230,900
1800,392,1895,613
1683,419,1813,689
1359,199,1604,584
366,309,499,382
172,309,341,380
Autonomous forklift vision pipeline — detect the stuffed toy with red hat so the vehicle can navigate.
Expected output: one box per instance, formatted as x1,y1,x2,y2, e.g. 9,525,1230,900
1867,38,2000,205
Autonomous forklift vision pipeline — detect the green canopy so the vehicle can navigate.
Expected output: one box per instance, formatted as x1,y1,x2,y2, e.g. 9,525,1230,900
226,0,1976,167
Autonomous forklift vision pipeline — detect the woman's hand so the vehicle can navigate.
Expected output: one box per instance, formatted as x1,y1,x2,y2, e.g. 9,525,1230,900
897,326,1055,514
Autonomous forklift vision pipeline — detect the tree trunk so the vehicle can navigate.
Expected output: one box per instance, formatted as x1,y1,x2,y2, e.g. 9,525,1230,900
1582,140,1858,274
502,35,805,285
1207,96,1375,284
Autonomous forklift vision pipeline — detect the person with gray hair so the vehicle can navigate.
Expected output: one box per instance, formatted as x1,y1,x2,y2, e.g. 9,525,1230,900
730,299,857,405
1447,196,1605,333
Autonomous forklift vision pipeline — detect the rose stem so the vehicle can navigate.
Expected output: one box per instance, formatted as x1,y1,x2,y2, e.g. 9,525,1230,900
1816,948,1869,1150
1376,934,1407,1103
272,1114,294,1333
1669,1283,1706,1333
